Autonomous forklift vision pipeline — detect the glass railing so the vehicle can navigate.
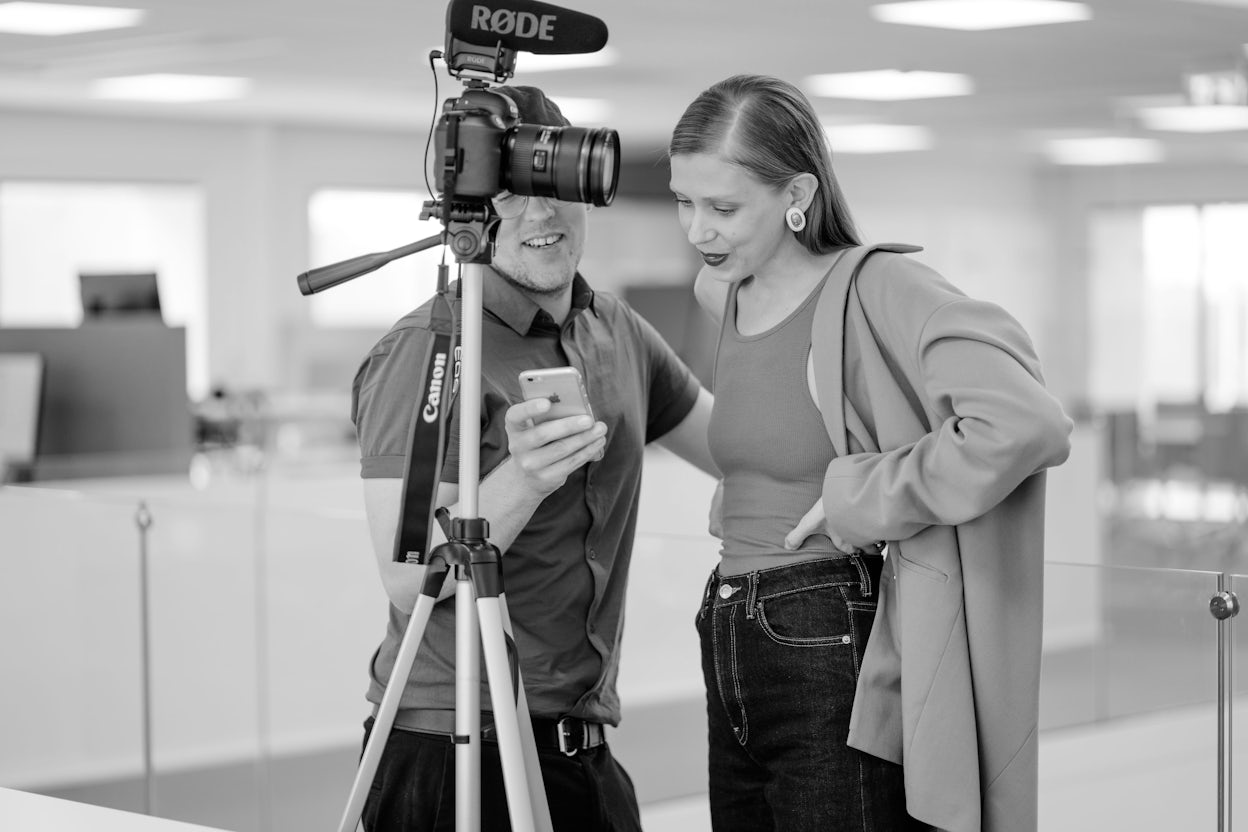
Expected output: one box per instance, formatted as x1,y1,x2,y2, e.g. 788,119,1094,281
2,455,1247,832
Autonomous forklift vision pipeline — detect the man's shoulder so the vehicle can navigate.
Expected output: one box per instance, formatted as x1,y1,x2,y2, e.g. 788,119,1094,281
364,299,440,356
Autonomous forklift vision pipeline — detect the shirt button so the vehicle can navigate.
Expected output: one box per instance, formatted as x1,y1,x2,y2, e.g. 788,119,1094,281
588,548,596,559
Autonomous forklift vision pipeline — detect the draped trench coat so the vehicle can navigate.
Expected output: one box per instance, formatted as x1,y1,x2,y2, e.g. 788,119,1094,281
811,244,1073,832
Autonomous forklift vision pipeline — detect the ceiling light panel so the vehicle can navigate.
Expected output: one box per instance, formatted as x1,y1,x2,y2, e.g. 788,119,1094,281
871,0,1092,30
1137,104,1248,131
806,70,973,100
0,2,144,36
824,123,935,153
1044,136,1164,165
91,75,252,103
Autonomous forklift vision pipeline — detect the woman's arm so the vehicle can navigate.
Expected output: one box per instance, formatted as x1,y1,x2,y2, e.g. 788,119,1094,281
822,295,1073,546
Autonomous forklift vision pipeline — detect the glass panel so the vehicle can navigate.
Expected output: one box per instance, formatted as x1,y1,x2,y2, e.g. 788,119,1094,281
612,531,719,810
1228,573,1248,832
257,491,381,831
1040,561,1220,830
0,486,145,806
138,491,264,831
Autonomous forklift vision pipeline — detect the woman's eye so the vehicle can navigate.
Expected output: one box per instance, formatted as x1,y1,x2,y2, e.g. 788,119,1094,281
715,207,736,216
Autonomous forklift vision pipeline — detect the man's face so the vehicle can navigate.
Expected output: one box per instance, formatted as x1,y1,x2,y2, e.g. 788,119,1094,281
491,193,588,296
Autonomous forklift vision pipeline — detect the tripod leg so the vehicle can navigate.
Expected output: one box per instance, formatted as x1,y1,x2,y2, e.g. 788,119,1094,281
499,595,555,832
456,573,482,832
477,596,550,832
337,566,446,832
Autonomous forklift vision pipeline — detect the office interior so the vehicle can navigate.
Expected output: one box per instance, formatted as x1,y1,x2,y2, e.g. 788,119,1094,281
1,0,1247,829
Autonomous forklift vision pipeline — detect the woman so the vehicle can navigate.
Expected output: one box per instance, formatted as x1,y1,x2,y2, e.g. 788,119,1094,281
669,74,1071,832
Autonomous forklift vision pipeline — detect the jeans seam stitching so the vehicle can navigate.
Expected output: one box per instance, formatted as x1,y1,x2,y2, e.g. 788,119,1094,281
729,611,748,743
756,579,855,602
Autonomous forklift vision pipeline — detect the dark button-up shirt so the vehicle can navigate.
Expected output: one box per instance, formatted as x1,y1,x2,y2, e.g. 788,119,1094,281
351,269,699,725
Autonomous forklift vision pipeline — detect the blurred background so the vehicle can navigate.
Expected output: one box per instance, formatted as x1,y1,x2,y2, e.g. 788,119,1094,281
1,0,1247,829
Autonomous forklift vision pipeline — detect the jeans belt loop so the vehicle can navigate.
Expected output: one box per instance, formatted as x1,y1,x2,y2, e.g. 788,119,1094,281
557,716,587,757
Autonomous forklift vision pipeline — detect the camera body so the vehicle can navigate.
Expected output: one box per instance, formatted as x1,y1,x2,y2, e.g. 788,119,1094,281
433,85,619,209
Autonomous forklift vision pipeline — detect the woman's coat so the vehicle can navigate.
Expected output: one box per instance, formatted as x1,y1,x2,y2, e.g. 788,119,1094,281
811,245,1073,832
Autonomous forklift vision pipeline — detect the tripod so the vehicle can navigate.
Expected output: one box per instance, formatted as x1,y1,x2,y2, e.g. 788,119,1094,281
326,261,555,832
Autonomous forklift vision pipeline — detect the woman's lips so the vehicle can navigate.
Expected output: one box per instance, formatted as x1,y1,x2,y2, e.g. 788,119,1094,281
701,252,728,267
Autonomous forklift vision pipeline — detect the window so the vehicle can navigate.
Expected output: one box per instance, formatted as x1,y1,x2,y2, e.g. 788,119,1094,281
0,181,207,398
1089,201,1248,413
307,189,446,328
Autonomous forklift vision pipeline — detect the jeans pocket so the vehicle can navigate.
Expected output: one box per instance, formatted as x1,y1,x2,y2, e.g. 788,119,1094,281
756,583,852,647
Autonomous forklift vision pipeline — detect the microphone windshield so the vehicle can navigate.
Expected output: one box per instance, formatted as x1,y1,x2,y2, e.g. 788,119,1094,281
446,0,609,55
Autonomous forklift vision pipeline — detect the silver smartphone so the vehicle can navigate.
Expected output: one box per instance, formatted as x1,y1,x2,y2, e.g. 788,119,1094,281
518,366,594,424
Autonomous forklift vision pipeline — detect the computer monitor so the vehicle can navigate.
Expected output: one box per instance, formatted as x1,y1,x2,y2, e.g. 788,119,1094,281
79,271,163,321
0,326,191,480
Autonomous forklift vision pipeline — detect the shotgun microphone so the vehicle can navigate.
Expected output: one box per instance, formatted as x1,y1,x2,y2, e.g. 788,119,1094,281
446,0,609,55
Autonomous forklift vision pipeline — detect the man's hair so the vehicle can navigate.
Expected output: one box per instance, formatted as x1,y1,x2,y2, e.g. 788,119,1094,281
495,85,571,128
668,74,860,254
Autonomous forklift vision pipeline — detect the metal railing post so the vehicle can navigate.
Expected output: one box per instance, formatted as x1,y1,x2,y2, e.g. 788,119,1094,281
135,502,155,816
1210,575,1239,832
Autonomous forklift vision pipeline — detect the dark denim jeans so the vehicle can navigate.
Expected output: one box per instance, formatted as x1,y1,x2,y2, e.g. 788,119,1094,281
359,717,642,832
696,555,925,832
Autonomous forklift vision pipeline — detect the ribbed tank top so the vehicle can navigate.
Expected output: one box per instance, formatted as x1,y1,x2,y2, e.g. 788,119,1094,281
708,275,837,576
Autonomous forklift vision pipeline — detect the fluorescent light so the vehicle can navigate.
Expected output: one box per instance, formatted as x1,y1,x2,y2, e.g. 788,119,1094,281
91,74,252,103
805,70,973,100
517,47,619,73
824,123,934,153
871,0,1091,30
0,1,143,35
1044,137,1164,165
1137,104,1248,132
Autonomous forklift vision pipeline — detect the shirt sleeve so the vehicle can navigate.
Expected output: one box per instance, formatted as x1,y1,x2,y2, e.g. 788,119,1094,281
629,306,700,443
351,325,437,480
822,261,1073,544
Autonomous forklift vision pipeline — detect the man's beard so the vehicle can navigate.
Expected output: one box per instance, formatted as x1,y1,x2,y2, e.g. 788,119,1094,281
493,264,573,297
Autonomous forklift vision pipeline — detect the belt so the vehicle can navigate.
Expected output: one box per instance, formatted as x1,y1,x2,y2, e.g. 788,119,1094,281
483,716,606,756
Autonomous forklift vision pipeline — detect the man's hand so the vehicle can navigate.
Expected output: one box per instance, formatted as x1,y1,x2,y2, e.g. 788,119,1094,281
505,397,607,496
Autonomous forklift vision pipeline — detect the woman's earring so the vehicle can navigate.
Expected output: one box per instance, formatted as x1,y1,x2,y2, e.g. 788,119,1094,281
785,206,807,232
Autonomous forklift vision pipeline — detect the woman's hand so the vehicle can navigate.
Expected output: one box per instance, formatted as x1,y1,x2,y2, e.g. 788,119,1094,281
785,500,881,554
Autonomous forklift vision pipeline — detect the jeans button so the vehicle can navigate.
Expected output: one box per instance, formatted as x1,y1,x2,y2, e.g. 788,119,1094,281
718,584,735,599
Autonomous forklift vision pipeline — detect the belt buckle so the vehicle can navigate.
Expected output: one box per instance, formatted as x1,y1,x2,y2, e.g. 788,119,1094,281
556,717,585,757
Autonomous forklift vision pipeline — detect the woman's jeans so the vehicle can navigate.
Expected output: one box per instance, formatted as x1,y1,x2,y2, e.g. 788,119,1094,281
696,555,924,832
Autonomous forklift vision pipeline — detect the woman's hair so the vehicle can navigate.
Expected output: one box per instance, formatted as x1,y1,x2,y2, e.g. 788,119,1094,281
669,74,860,253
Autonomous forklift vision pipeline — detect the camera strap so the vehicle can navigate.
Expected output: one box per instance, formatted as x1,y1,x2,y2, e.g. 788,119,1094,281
392,287,459,564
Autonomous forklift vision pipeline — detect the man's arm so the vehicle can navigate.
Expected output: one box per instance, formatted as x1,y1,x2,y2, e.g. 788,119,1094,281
364,397,607,613
654,386,718,477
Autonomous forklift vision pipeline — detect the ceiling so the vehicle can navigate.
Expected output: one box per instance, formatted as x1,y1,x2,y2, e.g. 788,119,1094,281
1,0,1247,163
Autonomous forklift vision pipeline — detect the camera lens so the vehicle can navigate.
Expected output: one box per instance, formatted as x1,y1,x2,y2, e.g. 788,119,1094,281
504,125,620,207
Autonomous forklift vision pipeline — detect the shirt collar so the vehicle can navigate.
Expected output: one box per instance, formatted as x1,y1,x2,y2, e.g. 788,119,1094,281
481,268,598,336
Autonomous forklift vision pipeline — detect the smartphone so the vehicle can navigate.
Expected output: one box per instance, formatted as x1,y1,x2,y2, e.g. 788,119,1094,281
518,367,594,424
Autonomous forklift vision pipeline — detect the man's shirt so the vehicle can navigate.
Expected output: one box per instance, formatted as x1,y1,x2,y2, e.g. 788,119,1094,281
352,270,699,725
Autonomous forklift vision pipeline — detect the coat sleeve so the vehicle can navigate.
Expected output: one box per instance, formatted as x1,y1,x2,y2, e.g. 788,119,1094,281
823,280,1073,545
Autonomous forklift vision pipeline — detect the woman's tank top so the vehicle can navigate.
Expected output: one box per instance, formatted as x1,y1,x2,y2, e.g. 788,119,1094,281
707,275,838,576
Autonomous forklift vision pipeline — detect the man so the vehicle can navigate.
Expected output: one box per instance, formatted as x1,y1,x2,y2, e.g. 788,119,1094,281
350,85,716,831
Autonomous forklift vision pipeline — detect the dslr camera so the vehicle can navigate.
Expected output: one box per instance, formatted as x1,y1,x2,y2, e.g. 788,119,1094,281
429,0,620,260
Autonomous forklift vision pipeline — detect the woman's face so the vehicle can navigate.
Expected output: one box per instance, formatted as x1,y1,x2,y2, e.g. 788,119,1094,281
669,151,793,284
